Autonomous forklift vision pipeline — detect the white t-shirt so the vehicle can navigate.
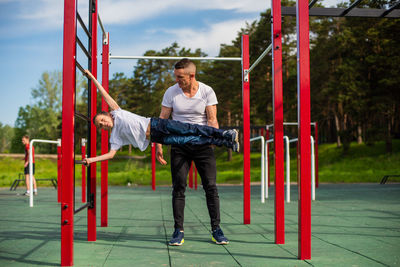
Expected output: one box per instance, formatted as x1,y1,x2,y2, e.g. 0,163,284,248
109,108,151,151
162,82,218,125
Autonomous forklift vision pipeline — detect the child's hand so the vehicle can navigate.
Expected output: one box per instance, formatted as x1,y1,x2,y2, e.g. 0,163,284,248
84,69,93,79
82,158,91,166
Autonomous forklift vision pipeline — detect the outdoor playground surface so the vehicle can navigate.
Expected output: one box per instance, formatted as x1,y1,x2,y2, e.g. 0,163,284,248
0,184,399,266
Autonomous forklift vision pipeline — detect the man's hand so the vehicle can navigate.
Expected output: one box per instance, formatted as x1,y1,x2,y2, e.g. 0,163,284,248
156,144,167,165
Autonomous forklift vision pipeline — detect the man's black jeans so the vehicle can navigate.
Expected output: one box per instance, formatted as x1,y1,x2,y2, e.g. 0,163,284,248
170,144,220,231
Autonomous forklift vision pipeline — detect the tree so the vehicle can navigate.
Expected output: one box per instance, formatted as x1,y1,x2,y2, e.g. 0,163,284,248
11,71,88,153
0,123,14,153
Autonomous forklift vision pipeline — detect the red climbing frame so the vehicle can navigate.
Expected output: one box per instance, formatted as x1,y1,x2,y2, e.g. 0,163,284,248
101,32,110,227
272,0,285,244
297,0,312,259
241,34,251,224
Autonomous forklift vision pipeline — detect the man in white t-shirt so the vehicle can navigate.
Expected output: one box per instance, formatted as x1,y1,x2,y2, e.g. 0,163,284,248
156,58,230,246
82,69,239,166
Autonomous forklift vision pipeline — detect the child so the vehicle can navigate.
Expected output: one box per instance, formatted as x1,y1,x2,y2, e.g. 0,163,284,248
22,135,37,196
83,70,239,166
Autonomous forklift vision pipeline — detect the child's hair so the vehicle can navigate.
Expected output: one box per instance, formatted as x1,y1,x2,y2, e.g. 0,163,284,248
93,111,112,125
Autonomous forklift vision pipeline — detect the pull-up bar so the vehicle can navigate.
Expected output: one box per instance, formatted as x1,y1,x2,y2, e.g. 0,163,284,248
97,14,106,36
267,122,317,127
247,44,273,74
246,0,320,78
109,55,242,61
29,139,61,207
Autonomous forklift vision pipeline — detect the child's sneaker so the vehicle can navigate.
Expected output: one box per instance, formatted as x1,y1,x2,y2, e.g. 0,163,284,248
212,227,229,245
232,141,240,153
168,229,184,246
223,129,238,143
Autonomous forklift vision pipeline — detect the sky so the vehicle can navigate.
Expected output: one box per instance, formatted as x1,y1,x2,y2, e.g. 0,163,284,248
0,0,340,127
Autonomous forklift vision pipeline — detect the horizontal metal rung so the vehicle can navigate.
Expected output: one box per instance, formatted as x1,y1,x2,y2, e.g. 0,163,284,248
76,37,91,60
75,112,90,122
77,12,92,39
75,61,86,75
74,160,85,165
74,203,90,214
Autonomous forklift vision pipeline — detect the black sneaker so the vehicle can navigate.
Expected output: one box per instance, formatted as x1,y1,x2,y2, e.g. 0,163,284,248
168,229,184,246
212,227,229,245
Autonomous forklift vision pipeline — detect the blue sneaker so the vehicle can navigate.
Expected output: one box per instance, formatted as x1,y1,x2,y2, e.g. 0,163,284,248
212,227,229,245
169,229,184,246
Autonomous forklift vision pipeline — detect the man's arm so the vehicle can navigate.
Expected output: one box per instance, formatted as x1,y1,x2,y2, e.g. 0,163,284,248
85,70,120,111
83,149,117,166
206,105,219,129
155,106,172,165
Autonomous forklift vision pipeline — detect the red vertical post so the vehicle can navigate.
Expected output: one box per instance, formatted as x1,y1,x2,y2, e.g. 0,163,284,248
101,32,110,227
297,0,312,259
57,140,61,203
314,122,319,188
81,139,86,203
266,127,270,187
88,0,98,242
189,161,193,189
151,143,156,191
272,0,285,244
241,34,251,225
194,165,198,190
61,0,76,265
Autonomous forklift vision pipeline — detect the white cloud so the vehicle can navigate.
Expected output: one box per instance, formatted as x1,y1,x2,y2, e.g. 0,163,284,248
98,0,268,25
9,0,346,32
17,0,64,30
161,19,252,56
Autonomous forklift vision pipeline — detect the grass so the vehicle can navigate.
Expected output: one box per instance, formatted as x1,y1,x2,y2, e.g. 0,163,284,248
0,140,399,187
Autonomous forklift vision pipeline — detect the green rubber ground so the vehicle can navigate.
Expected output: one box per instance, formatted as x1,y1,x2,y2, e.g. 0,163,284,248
1,183,399,266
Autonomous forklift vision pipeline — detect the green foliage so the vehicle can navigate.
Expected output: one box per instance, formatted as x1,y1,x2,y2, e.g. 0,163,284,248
0,157,59,187
0,123,13,153
1,140,399,187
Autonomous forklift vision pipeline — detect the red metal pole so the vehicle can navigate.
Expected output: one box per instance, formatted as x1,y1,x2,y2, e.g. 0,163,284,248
315,122,319,188
61,0,76,265
266,127,270,188
101,32,110,227
189,161,193,189
88,0,98,242
57,140,61,203
81,139,86,203
151,143,156,191
297,0,312,259
241,34,251,225
194,165,198,190
272,0,285,244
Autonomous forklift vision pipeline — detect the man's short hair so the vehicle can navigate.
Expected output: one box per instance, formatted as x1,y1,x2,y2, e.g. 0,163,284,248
22,135,29,140
174,58,196,74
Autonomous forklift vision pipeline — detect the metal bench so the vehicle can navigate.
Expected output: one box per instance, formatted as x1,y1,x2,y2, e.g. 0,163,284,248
10,173,57,191
380,175,400,184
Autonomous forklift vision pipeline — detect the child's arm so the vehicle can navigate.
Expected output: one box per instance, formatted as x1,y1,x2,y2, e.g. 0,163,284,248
83,149,117,166
85,70,120,111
